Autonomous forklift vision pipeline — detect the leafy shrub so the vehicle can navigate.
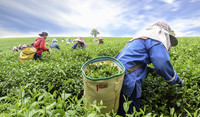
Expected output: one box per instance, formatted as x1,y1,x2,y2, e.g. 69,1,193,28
0,37,199,116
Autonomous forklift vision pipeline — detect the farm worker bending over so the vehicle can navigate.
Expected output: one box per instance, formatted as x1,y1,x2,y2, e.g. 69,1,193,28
72,37,87,50
98,37,104,44
18,44,27,50
22,44,27,49
18,44,22,50
116,22,185,116
66,42,70,45
50,38,60,50
13,46,18,52
33,32,50,60
61,38,64,43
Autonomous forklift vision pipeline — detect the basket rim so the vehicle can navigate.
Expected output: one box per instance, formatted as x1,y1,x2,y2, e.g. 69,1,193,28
22,46,37,55
81,56,125,81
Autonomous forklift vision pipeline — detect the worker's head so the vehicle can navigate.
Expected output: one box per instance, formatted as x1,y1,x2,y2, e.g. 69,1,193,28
76,37,84,43
22,44,27,48
99,37,103,40
39,32,48,39
77,40,83,44
31,42,34,46
52,38,58,42
152,22,178,47
75,37,87,48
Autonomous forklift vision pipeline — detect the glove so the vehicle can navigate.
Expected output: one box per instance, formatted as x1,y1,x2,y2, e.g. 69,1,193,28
148,67,157,76
148,67,155,73
176,76,184,87
47,49,50,53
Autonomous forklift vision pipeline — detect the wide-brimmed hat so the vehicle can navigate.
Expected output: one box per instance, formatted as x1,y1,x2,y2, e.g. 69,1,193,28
39,32,48,37
52,38,58,42
75,37,87,48
75,37,84,43
152,22,178,46
22,44,27,47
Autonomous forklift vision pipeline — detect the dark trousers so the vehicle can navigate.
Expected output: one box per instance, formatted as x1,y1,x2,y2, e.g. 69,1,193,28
117,88,141,116
34,54,41,60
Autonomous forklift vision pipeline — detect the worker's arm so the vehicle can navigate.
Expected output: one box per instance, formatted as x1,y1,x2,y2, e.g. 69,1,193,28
72,43,78,49
148,42,184,86
148,67,155,73
40,39,49,51
82,45,85,50
56,43,60,49
82,44,85,48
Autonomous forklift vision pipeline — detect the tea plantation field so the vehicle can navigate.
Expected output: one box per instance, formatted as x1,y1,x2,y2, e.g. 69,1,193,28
0,37,199,116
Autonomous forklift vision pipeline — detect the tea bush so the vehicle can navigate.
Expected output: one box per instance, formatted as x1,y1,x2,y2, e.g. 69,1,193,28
85,63,120,78
0,37,199,116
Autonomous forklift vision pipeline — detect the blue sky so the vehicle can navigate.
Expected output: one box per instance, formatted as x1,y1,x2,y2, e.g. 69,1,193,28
0,0,200,37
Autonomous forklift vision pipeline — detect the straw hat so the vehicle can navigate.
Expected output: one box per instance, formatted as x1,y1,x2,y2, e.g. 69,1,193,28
152,22,178,46
52,38,58,42
75,37,84,43
75,37,87,48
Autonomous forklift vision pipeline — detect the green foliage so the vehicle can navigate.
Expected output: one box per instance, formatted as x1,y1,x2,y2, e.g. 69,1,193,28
142,37,200,116
85,63,119,78
0,84,107,116
0,37,200,116
91,29,100,37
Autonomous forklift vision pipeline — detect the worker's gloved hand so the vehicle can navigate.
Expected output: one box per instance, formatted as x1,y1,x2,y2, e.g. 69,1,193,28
175,76,184,87
148,67,155,73
148,67,157,76
47,49,50,54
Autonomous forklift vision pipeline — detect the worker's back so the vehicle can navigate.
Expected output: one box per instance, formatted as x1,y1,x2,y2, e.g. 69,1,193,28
50,42,60,49
34,37,43,50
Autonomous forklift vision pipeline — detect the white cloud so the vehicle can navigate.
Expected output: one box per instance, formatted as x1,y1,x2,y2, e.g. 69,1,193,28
0,29,36,38
161,0,174,4
171,2,181,11
169,18,200,36
0,0,199,37
160,0,180,11
144,5,153,10
189,0,198,3
0,0,135,37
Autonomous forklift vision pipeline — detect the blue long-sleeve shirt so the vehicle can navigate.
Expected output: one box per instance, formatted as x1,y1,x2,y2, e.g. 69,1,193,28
116,38,178,98
50,42,60,49
72,43,85,50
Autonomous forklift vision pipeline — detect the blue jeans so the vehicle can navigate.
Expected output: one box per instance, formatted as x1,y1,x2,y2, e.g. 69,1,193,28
117,88,141,116
34,54,41,60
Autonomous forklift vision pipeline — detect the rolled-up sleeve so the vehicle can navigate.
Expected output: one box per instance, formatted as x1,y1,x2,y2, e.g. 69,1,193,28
56,43,60,49
148,43,178,85
72,43,77,49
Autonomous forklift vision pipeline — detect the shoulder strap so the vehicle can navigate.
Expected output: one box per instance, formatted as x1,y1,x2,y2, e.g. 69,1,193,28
126,64,143,74
128,36,148,43
115,37,148,73
115,37,148,58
